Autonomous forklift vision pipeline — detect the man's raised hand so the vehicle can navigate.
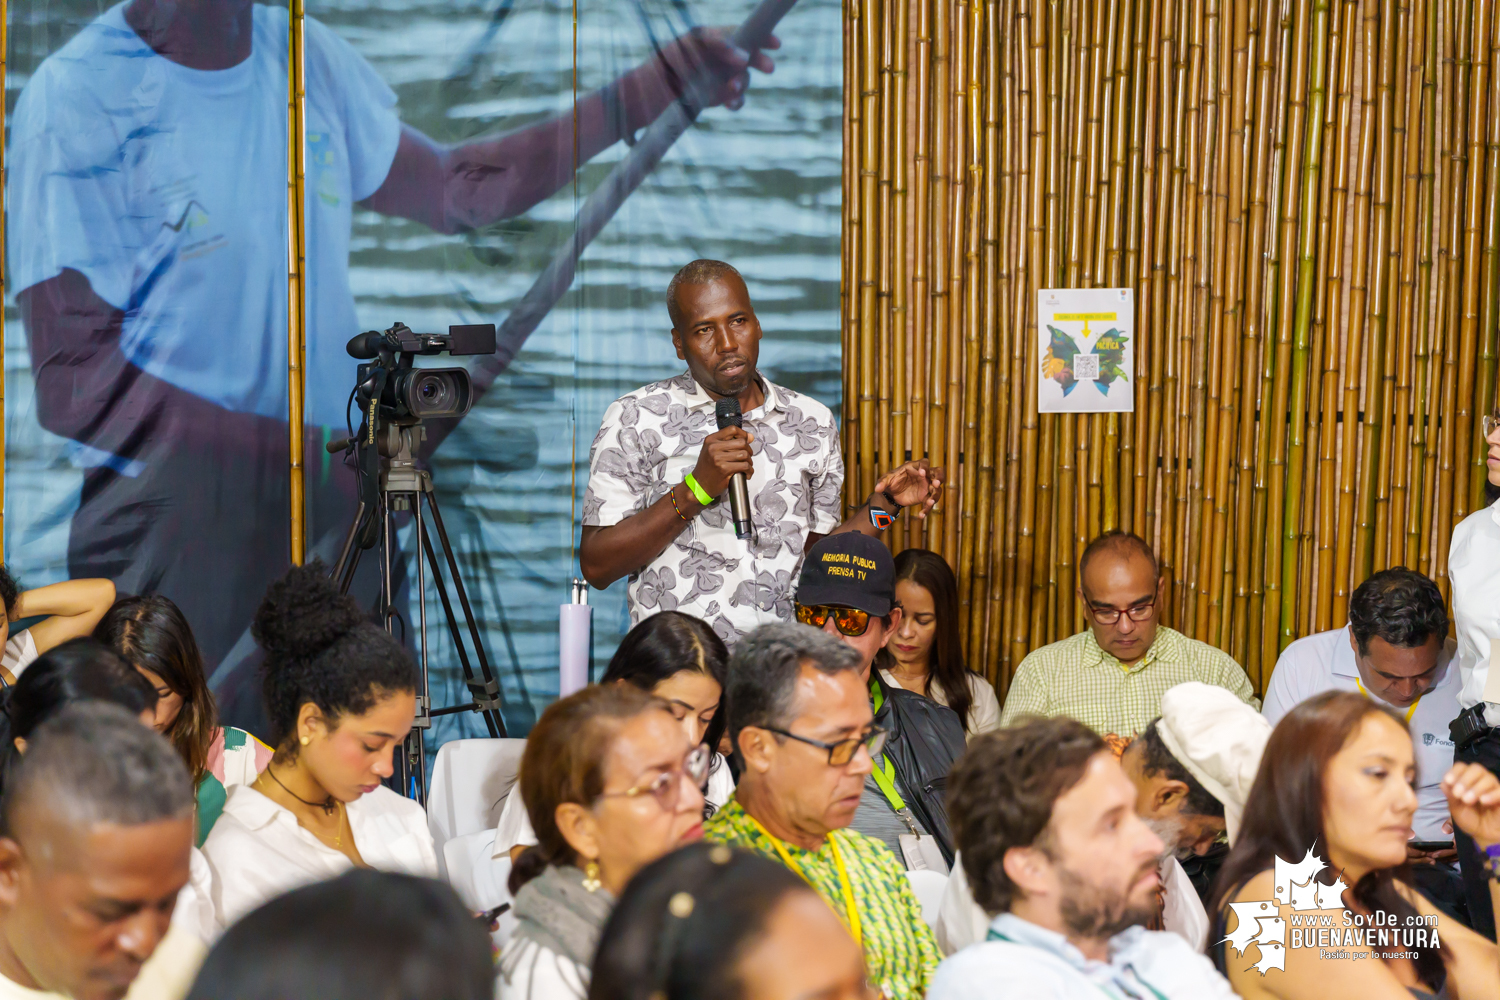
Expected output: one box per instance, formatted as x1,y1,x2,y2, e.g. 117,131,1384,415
873,459,945,519
691,426,755,499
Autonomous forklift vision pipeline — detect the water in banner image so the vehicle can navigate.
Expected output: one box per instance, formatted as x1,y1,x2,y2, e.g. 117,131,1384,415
3,0,842,746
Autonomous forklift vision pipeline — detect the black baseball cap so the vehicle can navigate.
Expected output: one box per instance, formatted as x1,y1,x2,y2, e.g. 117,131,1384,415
795,533,895,616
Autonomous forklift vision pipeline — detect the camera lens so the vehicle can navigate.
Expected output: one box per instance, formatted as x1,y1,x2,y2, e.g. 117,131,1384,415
397,367,474,419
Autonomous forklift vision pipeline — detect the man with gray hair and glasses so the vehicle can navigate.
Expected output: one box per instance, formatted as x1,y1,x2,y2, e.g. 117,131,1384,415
0,703,202,1000
704,622,938,1000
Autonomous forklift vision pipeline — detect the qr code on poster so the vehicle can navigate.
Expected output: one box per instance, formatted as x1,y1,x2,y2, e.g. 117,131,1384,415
1073,354,1100,380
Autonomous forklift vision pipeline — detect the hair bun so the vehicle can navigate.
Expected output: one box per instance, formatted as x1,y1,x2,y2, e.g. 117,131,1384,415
252,561,366,662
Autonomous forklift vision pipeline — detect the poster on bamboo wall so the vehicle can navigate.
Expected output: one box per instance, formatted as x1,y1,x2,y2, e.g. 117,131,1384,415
1037,288,1135,413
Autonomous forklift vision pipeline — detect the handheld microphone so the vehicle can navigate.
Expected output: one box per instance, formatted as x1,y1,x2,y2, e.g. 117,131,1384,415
715,398,754,540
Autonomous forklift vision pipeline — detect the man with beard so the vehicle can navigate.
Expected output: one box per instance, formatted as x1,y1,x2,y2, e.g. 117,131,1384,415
934,682,1273,953
929,716,1238,1000
580,259,942,644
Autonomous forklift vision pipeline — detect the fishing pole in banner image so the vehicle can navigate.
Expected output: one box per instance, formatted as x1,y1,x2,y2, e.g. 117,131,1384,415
320,0,804,796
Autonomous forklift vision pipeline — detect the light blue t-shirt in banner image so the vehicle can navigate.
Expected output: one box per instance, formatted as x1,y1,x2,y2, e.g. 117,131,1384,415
7,2,401,438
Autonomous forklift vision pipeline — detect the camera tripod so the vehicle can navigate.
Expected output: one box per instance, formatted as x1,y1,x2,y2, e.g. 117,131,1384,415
329,418,508,802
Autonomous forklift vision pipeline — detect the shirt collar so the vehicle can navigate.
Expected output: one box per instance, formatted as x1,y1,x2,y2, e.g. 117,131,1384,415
1489,492,1500,529
222,784,296,833
988,913,1147,970
1330,625,1361,680
1080,626,1174,673
676,370,781,416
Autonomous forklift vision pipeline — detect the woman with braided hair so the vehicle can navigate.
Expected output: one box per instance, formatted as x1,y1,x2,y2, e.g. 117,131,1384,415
200,561,436,931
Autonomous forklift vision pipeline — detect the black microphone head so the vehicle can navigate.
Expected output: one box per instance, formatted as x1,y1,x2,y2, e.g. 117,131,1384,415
715,397,743,430
346,331,387,360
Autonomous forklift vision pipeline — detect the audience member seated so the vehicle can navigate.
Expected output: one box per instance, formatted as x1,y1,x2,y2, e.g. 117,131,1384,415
0,638,158,793
501,684,707,1000
96,595,272,846
1210,691,1499,999
929,717,1238,1000
589,842,871,1000
0,568,115,683
1264,568,1465,915
184,870,494,1000
877,549,1000,739
936,681,1272,953
200,563,436,930
705,623,939,1000
795,533,965,865
494,610,734,864
0,703,204,1000
1000,531,1257,737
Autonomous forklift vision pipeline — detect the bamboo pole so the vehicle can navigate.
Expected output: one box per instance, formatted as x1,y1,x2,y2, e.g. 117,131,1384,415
287,0,308,566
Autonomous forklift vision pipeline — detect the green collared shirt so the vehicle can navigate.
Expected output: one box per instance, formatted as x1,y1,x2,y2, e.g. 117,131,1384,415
703,797,939,1000
998,626,1258,736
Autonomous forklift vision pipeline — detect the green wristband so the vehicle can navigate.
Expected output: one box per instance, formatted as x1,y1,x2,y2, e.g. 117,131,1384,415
682,472,715,506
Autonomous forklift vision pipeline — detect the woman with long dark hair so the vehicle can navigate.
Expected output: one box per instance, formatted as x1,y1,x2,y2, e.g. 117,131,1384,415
96,594,272,844
876,549,999,736
494,610,733,861
589,843,871,1000
1209,690,1498,999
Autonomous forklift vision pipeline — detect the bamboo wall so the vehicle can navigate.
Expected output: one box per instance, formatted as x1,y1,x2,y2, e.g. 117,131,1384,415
841,0,1500,695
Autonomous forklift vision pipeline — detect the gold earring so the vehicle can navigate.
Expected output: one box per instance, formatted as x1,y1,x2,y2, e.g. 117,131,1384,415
300,735,311,746
582,860,602,893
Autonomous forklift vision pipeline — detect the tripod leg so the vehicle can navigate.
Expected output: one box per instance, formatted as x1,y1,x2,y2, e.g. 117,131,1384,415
411,493,430,804
331,500,367,588
419,521,500,737
422,491,508,737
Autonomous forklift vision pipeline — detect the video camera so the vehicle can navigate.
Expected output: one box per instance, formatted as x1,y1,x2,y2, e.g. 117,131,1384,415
347,322,497,422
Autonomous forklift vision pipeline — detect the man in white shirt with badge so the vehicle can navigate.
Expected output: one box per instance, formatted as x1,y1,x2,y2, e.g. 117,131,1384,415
1263,567,1466,919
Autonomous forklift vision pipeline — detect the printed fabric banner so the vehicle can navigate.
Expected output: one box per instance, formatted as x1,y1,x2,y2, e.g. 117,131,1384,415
4,0,843,748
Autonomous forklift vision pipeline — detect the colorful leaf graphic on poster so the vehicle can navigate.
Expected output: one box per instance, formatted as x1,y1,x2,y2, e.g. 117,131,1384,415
1036,288,1135,413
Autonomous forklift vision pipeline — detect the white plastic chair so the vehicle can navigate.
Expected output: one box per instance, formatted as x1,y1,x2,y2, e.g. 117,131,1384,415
444,827,518,949
426,737,526,872
906,869,950,931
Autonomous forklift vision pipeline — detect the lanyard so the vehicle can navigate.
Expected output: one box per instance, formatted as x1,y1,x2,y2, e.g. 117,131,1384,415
1354,679,1421,723
748,814,862,948
867,679,919,832
985,930,1170,1000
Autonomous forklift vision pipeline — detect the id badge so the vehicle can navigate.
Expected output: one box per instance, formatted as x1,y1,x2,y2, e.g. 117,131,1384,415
898,833,950,875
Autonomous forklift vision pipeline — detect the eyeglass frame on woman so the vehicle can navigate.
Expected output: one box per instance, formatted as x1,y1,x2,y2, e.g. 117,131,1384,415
596,744,713,811
1483,411,1500,438
1084,596,1157,625
794,603,874,636
761,725,889,765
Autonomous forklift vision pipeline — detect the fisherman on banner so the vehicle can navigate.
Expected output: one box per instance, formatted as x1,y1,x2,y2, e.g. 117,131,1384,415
580,259,941,644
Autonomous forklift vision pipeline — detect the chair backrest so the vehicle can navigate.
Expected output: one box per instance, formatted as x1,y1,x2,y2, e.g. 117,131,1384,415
427,738,527,865
443,828,517,949
905,869,949,931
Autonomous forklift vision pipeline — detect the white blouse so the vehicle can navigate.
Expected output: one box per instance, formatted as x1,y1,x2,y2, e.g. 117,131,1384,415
201,783,437,930
877,668,1002,738
490,753,736,858
498,938,589,1000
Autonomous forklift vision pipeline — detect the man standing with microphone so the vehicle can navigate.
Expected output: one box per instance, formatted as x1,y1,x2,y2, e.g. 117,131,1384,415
580,259,940,643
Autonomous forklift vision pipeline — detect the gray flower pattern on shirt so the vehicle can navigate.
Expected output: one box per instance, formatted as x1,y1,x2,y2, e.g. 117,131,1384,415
582,372,845,639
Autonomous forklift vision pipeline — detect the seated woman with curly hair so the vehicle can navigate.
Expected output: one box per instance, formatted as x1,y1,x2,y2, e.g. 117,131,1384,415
200,562,436,931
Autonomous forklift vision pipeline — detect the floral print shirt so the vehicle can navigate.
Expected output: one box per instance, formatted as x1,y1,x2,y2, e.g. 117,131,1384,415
583,371,844,644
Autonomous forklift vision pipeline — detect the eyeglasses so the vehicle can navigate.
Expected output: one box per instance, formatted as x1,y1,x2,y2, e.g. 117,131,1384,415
1086,597,1157,625
598,745,712,810
795,603,873,636
1484,411,1500,438
765,725,889,765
